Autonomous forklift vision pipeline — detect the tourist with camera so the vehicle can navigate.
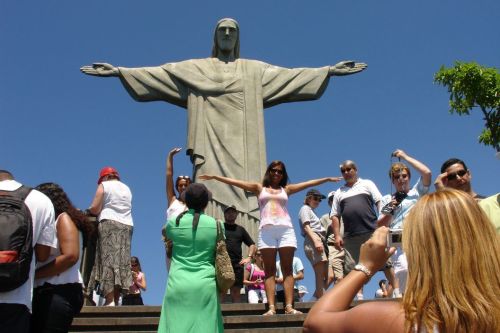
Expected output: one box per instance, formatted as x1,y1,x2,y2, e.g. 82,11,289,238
377,149,431,296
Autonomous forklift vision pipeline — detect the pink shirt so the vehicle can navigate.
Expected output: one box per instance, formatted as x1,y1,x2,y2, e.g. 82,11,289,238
258,187,292,229
129,271,144,294
246,264,265,290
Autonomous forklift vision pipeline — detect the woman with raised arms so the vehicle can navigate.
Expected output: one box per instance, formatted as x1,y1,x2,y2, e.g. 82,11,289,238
200,160,341,315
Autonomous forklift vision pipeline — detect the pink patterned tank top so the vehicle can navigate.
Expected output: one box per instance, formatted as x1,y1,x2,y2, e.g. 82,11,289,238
258,187,292,229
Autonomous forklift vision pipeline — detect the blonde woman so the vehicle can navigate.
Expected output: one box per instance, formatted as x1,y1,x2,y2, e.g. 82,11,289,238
304,189,500,333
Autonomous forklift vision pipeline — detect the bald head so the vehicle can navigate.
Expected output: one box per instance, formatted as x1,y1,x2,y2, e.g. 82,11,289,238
0,170,14,181
339,160,357,170
339,160,358,186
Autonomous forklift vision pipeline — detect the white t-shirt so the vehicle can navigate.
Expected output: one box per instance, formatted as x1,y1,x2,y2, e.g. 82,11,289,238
0,180,57,312
375,288,385,298
298,204,324,237
99,180,133,226
166,198,187,220
34,213,83,287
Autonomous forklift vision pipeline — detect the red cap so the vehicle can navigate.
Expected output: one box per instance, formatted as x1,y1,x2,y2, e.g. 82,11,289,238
98,166,120,184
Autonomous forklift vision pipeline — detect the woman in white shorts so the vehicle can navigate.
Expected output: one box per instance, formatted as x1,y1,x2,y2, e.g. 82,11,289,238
200,161,340,315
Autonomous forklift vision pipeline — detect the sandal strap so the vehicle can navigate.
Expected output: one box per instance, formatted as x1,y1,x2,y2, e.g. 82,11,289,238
263,304,276,316
284,304,302,315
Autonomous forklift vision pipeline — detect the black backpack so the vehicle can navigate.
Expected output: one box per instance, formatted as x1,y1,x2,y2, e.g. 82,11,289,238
0,186,33,292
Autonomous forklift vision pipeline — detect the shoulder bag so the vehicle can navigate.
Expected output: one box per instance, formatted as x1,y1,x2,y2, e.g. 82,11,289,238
215,221,235,292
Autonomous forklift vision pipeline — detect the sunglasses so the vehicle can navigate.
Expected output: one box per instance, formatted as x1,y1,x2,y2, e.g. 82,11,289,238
446,169,467,181
177,175,191,180
131,263,138,267
340,167,354,173
392,174,409,180
311,196,322,202
270,168,283,175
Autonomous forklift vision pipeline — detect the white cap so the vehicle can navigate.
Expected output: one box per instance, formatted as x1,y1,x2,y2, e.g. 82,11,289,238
298,285,308,294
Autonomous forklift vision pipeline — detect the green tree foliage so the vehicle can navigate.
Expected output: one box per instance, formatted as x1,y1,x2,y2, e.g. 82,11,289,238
434,61,500,153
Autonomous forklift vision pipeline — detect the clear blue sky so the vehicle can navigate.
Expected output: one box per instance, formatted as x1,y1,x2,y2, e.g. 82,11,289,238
2,1,499,305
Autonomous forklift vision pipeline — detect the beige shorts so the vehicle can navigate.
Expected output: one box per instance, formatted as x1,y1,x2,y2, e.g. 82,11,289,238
304,233,328,266
327,244,345,279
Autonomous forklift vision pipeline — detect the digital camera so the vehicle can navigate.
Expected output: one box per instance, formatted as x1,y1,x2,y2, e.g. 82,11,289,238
387,228,403,248
381,191,408,215
394,191,408,204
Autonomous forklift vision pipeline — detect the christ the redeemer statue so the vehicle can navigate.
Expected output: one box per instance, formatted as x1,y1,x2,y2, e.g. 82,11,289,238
81,18,367,230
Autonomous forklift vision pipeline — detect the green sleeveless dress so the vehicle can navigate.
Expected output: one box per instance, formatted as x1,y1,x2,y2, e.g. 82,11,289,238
158,209,224,333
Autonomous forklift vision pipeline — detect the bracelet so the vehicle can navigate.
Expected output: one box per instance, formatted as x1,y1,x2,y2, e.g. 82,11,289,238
353,264,372,277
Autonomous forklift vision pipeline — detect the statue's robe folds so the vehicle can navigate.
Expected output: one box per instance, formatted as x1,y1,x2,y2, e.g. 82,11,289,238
119,58,330,236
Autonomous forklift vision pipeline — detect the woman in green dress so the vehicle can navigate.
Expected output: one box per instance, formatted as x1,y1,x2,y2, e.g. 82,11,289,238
158,183,224,333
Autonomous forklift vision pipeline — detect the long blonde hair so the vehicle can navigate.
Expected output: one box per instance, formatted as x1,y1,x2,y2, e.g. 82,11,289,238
402,189,500,333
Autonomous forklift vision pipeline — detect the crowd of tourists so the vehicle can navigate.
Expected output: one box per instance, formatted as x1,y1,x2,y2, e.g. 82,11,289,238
0,167,145,332
1,149,499,333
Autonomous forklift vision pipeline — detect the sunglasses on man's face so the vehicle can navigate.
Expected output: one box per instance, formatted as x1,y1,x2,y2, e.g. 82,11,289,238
341,167,354,173
392,174,409,180
270,168,283,175
177,175,190,180
311,196,322,202
446,169,467,181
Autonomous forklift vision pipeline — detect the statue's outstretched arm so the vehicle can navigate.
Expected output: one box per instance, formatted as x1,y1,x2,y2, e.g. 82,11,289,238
80,63,120,77
329,61,367,76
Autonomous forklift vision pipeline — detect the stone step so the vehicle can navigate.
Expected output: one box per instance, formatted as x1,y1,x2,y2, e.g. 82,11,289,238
70,330,302,333
70,300,373,332
225,329,302,333
76,302,314,317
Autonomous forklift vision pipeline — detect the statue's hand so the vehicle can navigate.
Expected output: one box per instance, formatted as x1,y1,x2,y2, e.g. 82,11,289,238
329,61,367,76
80,63,119,77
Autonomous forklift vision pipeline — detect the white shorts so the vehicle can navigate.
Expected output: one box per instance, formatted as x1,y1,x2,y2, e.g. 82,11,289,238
391,247,408,274
392,247,408,291
258,225,297,249
247,289,267,304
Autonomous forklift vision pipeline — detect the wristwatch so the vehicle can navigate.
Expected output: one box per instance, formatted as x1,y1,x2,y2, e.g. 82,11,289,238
353,264,371,277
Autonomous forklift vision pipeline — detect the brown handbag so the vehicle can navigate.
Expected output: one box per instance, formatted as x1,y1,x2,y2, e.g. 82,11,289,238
215,221,235,292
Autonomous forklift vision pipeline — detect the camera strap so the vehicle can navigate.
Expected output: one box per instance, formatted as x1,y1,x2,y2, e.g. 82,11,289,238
389,155,402,200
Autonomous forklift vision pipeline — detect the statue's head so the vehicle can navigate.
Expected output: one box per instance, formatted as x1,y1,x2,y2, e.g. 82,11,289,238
212,18,240,59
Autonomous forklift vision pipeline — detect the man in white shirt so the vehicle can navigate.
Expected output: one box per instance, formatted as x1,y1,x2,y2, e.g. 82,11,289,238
0,170,56,333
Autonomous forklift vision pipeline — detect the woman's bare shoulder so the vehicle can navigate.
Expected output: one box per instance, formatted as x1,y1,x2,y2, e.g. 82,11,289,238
305,301,405,333
346,301,405,333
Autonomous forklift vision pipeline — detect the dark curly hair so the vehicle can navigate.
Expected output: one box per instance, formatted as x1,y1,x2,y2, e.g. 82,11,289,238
262,160,289,188
35,183,95,236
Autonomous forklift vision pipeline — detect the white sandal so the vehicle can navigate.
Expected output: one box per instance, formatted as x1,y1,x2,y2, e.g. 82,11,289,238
262,304,276,316
284,304,302,315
